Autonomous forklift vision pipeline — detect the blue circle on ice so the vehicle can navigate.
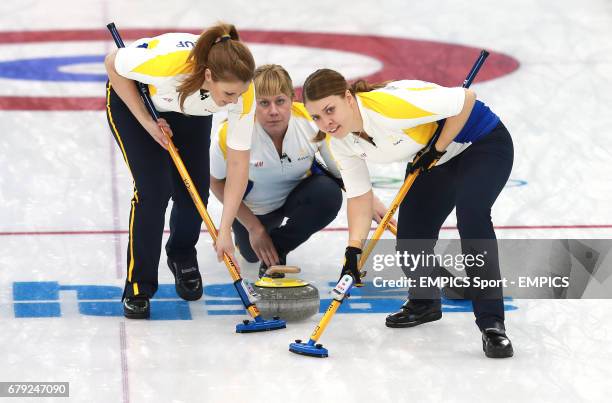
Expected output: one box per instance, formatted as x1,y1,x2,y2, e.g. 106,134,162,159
0,55,106,82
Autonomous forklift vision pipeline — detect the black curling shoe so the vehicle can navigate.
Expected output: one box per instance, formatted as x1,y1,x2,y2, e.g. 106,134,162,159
168,257,203,301
123,296,150,319
482,322,514,358
385,300,442,328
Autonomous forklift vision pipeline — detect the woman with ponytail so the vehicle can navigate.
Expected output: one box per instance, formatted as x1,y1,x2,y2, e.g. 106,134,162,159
303,69,514,359
104,23,256,319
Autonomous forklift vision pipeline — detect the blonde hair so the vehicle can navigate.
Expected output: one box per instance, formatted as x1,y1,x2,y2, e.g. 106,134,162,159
303,69,386,142
177,22,255,111
254,64,294,98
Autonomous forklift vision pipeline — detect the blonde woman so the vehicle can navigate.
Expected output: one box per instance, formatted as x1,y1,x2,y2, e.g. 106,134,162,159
210,65,390,278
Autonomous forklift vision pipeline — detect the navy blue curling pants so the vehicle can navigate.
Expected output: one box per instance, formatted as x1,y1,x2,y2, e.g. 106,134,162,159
396,122,514,330
105,82,212,299
232,174,342,263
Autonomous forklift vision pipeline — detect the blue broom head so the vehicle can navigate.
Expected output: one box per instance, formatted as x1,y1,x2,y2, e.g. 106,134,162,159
235,317,286,333
289,339,328,358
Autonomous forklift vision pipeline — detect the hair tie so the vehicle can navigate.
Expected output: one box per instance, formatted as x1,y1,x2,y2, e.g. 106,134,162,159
215,34,231,44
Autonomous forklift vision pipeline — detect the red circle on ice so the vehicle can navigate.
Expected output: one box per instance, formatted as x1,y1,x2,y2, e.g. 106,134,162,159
0,29,519,110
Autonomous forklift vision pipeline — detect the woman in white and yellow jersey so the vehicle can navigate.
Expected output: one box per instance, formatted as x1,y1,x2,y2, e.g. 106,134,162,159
210,65,392,279
303,69,514,358
104,23,255,319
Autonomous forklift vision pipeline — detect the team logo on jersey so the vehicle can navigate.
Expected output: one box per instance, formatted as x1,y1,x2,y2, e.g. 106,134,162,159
252,160,264,167
162,97,173,103
296,148,311,161
297,152,311,162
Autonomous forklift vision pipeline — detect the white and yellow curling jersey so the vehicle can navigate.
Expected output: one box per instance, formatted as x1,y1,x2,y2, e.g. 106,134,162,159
210,102,340,215
114,33,255,150
329,80,467,198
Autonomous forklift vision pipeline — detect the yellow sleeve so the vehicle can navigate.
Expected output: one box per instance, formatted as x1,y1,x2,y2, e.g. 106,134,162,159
226,81,255,150
114,42,192,85
210,121,229,179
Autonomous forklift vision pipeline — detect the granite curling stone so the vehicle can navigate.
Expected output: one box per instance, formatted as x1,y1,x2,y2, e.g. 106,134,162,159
253,266,319,321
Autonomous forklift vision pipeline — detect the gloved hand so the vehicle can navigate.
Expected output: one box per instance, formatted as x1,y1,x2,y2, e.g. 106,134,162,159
409,144,446,174
340,246,363,286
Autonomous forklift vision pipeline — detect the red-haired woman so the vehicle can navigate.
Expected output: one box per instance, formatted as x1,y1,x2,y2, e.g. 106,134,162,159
105,23,255,319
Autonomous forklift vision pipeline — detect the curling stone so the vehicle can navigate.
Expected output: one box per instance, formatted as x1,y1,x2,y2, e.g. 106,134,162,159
253,266,319,321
